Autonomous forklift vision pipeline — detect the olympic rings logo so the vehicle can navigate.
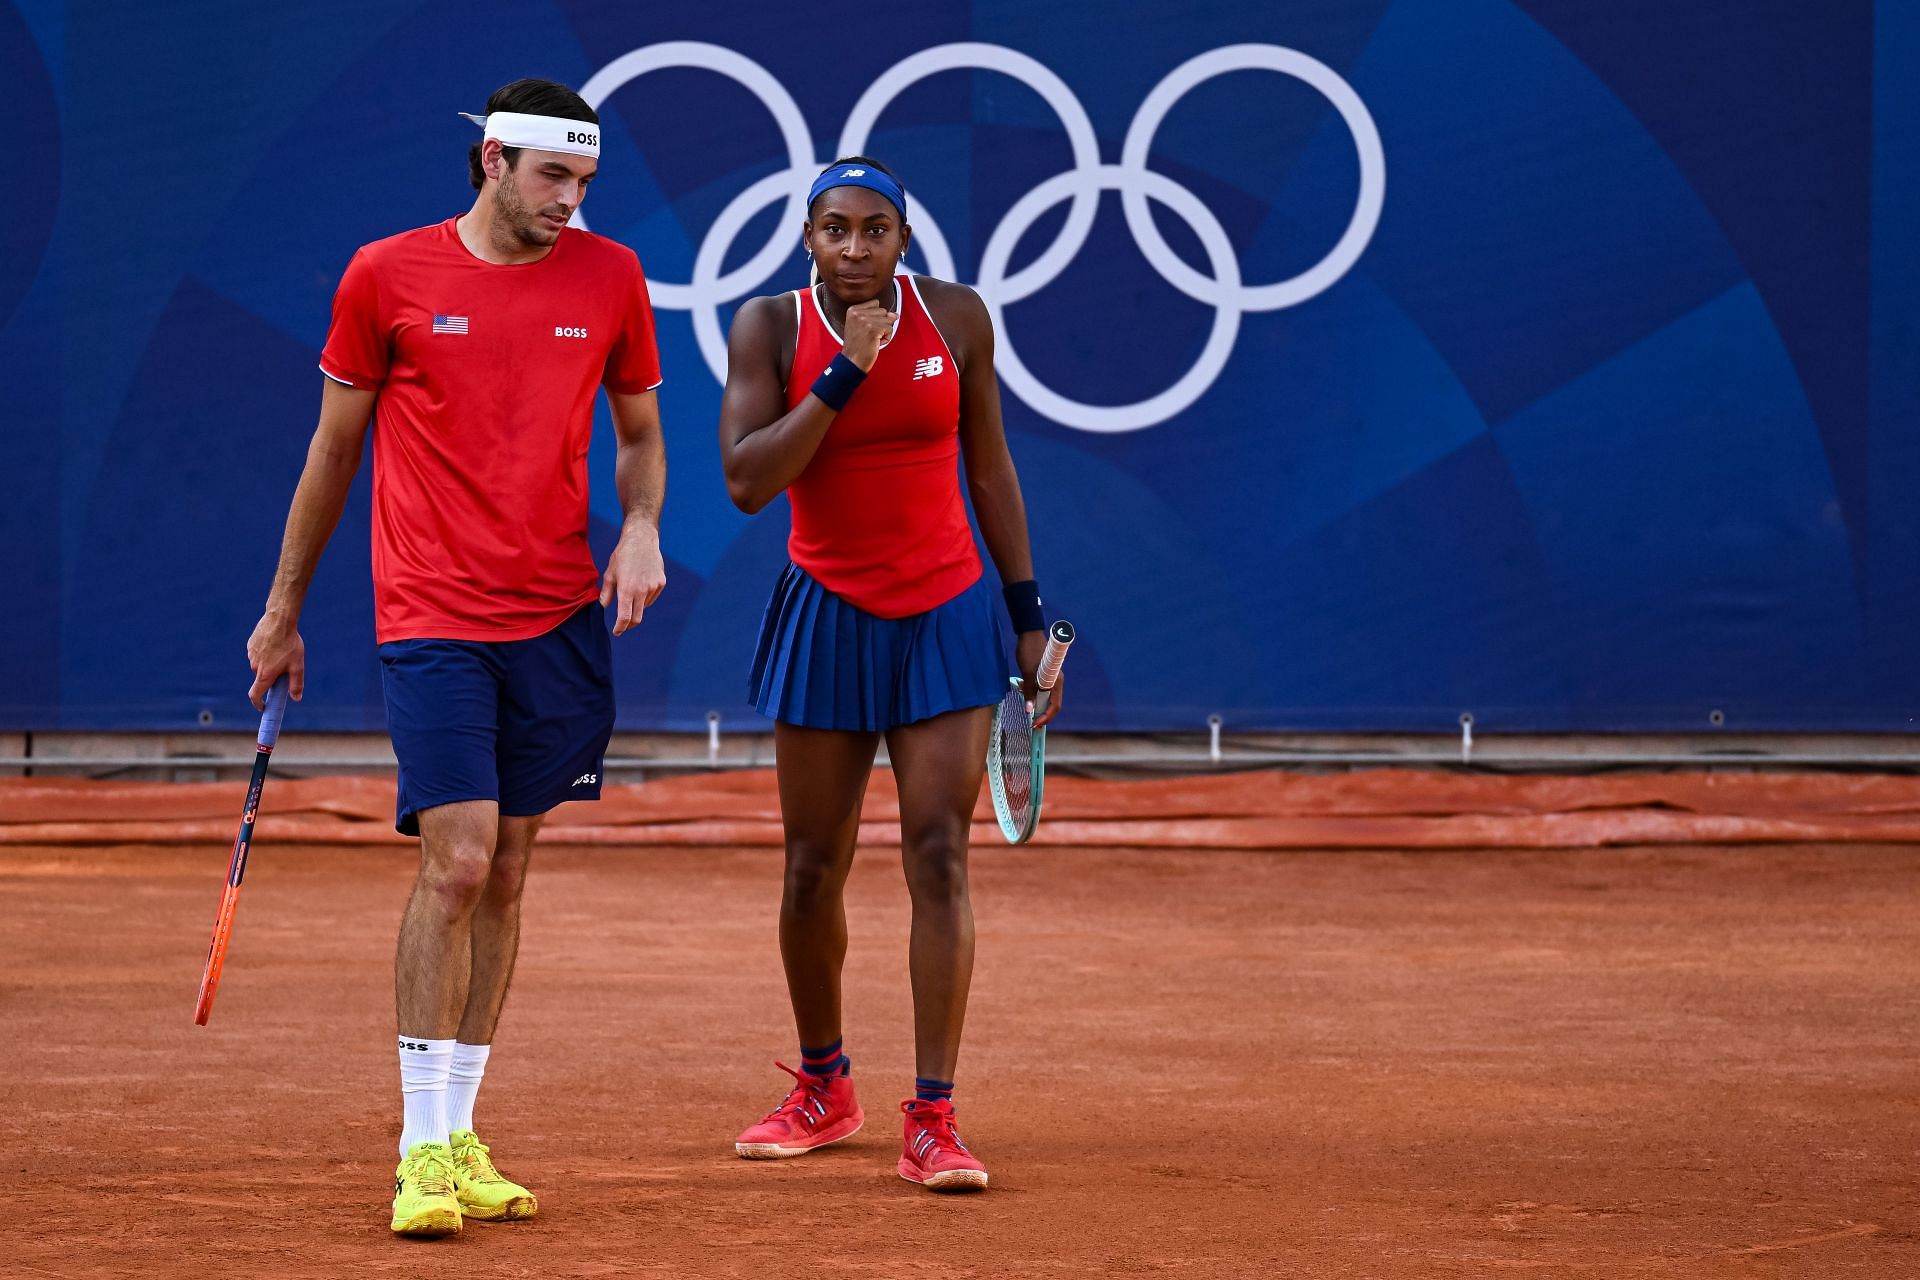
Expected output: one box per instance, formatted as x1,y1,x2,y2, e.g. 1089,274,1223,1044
576,42,1385,433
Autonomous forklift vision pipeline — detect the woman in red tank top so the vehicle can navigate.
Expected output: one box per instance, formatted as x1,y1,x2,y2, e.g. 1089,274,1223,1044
718,157,1059,1192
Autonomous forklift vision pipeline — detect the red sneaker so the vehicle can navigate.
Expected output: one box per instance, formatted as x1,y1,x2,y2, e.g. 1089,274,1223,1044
897,1099,989,1192
734,1063,863,1158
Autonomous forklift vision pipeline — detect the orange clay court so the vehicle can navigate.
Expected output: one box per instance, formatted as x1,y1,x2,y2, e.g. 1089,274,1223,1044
5,768,1917,1278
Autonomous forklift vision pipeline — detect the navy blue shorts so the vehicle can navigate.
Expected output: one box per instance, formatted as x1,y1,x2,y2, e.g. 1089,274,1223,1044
378,602,615,836
749,564,1012,732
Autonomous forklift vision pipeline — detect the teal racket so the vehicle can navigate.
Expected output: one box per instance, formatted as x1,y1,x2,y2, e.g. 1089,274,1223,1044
987,620,1075,844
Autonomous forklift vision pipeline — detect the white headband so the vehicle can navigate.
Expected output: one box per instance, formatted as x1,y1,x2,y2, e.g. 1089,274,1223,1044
458,110,599,159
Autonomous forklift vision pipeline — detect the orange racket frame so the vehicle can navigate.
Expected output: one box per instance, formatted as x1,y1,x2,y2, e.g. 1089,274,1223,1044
193,676,289,1025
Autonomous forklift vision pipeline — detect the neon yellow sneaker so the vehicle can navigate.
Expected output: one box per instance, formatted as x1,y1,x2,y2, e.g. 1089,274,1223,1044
448,1129,538,1222
390,1141,462,1237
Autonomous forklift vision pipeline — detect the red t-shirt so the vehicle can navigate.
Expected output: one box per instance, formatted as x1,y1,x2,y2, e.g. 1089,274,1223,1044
320,217,661,643
783,276,981,618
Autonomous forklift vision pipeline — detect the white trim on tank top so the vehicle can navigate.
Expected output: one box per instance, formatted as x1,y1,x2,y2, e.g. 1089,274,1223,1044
902,275,956,371
808,276,903,349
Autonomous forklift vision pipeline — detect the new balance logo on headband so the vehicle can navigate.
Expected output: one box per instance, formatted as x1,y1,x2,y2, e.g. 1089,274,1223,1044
841,168,865,177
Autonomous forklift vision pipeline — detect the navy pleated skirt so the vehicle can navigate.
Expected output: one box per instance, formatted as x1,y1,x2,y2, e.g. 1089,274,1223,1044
749,563,1012,731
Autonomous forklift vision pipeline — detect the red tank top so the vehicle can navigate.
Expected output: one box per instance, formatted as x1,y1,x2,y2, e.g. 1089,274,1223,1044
783,275,981,618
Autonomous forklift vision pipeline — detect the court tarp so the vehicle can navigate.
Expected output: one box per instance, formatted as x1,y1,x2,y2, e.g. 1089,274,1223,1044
7,771,1920,849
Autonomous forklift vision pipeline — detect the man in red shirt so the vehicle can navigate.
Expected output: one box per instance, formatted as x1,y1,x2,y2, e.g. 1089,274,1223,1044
244,78,665,1239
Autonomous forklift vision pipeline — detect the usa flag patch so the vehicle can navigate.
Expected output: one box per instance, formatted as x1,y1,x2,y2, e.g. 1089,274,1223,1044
431,314,469,334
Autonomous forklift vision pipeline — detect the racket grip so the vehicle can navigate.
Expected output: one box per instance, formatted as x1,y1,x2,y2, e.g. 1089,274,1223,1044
1037,620,1075,691
257,675,290,748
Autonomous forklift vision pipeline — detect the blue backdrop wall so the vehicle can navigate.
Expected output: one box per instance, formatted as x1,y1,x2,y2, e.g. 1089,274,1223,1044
3,0,1915,733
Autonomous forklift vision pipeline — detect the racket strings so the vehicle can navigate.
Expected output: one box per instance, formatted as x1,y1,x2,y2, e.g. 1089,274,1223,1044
992,689,1035,828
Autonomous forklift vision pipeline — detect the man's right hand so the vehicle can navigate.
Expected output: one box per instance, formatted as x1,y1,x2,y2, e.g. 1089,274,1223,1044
246,609,305,709
841,298,897,371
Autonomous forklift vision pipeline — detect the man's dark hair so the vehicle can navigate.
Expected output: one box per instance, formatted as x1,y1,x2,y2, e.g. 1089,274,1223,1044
468,78,599,191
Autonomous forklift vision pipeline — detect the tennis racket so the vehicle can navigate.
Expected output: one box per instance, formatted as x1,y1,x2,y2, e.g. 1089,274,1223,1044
193,674,291,1025
987,620,1075,844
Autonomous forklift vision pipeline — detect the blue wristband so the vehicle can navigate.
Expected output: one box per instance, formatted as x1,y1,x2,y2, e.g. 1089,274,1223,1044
1003,579,1045,634
811,353,867,412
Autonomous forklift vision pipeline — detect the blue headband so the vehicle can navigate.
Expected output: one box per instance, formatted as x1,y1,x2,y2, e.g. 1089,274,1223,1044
807,164,907,221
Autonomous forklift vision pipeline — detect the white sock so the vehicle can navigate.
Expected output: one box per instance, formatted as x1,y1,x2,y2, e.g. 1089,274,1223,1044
447,1042,491,1136
397,1035,455,1156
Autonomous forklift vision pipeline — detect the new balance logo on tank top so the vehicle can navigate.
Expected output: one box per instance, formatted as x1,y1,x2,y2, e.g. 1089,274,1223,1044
783,276,982,619
320,217,662,644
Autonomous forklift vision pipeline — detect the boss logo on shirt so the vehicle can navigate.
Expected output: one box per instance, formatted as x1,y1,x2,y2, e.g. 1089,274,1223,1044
555,326,590,339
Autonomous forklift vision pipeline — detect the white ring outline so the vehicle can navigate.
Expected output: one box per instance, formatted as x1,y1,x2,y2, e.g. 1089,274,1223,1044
838,43,1102,306
577,41,1384,429
979,166,1242,434
574,43,814,311
1120,44,1386,311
